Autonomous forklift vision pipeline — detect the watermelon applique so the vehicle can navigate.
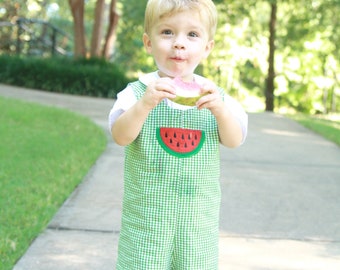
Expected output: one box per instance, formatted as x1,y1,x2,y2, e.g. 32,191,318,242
156,127,205,158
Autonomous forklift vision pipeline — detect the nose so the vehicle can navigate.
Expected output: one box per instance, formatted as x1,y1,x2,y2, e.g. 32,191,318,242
173,35,186,50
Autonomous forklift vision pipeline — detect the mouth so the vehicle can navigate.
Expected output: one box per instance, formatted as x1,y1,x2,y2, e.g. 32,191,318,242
170,57,186,62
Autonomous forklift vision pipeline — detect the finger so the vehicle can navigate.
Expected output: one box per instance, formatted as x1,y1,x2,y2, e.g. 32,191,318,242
196,93,222,110
197,91,214,105
200,81,216,94
196,95,211,109
154,83,176,99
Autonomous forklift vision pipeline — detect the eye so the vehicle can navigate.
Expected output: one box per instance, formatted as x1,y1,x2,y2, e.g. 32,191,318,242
188,31,199,38
161,29,173,35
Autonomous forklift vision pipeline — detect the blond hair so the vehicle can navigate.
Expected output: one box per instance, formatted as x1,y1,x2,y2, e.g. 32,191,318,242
144,0,218,40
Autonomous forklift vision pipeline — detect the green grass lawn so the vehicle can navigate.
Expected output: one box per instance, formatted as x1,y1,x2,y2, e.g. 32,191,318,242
288,113,340,146
0,97,107,270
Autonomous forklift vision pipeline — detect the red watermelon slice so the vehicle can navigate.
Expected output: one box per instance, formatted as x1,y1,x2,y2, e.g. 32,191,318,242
171,77,205,106
156,127,205,157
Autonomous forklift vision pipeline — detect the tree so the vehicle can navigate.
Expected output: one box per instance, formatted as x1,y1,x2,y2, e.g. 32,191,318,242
275,0,340,113
90,0,105,57
102,0,120,59
68,0,86,57
114,0,148,72
68,0,119,59
265,1,277,111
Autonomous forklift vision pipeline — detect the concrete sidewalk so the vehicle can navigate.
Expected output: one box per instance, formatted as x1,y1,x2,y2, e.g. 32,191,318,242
1,84,340,270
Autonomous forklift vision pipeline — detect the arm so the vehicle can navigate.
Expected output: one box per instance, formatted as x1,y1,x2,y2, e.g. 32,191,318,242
212,105,244,148
111,99,152,146
111,78,176,146
196,83,245,148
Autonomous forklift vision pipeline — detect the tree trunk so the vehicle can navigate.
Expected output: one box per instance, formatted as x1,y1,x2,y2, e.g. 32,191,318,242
265,2,277,111
68,0,86,57
90,0,105,57
102,0,120,59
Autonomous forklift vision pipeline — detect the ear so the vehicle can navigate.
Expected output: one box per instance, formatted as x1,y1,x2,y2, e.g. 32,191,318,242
203,40,214,59
143,33,152,54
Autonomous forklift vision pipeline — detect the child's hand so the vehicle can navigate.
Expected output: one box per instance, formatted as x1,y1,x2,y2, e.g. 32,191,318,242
141,78,176,110
196,81,224,116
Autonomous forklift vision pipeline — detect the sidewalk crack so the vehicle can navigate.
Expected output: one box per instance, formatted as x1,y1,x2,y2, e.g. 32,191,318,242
47,225,120,234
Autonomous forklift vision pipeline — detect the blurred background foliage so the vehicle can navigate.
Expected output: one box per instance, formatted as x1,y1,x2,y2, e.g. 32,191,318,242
0,0,339,114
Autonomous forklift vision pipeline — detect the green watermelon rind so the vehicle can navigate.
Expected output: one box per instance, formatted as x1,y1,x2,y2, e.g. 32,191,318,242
156,128,206,158
171,94,205,106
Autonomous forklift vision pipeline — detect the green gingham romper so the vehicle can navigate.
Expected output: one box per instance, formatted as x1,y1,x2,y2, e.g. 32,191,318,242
116,81,222,270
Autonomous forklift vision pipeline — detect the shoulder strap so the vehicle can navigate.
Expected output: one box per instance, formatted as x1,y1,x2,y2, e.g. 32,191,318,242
128,81,146,100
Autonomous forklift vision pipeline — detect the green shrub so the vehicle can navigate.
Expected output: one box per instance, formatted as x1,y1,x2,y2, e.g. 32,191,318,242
0,55,131,98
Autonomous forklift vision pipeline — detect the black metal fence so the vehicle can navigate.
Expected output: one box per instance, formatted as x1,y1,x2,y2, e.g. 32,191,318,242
0,18,72,57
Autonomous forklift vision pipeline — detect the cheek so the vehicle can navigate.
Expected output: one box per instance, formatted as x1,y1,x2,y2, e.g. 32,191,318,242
189,47,206,61
152,43,169,58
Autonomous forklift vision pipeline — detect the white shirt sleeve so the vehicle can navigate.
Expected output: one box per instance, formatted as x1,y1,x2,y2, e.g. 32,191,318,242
108,71,160,132
108,85,137,132
224,94,248,144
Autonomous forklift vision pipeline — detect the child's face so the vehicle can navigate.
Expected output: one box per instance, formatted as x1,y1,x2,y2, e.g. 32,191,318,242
143,10,214,82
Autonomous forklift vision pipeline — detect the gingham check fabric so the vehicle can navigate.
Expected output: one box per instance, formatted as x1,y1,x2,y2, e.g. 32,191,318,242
116,81,222,270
